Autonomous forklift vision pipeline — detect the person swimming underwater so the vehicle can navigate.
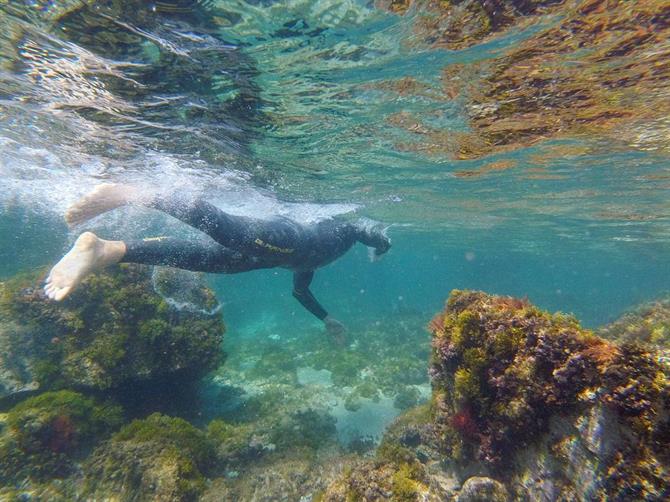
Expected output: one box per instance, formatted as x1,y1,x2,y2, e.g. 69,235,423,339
44,184,391,340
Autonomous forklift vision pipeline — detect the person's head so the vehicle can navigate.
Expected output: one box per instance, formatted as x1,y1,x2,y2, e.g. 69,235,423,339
373,227,391,257
353,218,391,259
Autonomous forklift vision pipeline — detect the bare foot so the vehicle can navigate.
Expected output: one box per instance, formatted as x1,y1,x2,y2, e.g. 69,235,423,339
44,232,126,301
65,183,138,226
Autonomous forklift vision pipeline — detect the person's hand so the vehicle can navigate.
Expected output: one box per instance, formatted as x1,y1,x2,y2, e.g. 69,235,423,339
324,316,347,346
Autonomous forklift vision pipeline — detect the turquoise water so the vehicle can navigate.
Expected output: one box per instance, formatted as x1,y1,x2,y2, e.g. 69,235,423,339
1,1,669,499
1,1,667,325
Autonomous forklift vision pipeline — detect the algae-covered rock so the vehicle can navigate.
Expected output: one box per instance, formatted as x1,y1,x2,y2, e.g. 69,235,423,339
0,390,122,483
321,405,441,501
0,264,224,399
429,290,669,499
83,413,215,502
598,295,670,351
324,290,669,501
457,476,508,502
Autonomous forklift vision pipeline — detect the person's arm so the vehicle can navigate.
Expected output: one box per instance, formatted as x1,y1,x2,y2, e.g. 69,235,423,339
292,270,327,320
292,271,346,339
353,222,391,257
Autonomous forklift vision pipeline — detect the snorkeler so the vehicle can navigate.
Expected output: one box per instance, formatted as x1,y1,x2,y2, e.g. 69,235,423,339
44,184,391,339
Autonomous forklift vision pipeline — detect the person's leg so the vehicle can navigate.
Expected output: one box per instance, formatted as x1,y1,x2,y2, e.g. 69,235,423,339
45,232,262,301
65,184,142,226
44,232,126,301
122,235,262,273
65,183,301,255
148,195,259,251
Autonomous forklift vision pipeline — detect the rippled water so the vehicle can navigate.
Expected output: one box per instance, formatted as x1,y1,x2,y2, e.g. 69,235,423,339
1,0,668,325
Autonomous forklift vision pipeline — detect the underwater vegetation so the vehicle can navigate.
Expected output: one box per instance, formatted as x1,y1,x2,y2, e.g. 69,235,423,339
380,0,670,159
0,390,122,483
83,413,216,502
0,264,225,399
322,290,670,501
598,295,670,351
0,258,668,501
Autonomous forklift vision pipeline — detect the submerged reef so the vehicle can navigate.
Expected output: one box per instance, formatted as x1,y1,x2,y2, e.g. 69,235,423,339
598,295,670,351
0,264,224,399
83,413,216,502
324,290,670,501
0,390,122,483
1,258,668,501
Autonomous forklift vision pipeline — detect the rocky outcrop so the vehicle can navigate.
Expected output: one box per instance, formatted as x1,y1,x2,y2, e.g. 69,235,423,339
598,295,670,351
0,390,122,484
0,264,224,400
322,290,670,501
83,413,215,502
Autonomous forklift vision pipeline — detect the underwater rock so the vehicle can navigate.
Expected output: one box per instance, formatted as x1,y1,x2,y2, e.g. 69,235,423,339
430,290,670,499
457,476,508,502
0,390,122,483
598,295,670,351
202,454,354,502
325,290,669,500
0,264,224,399
83,413,215,502
320,405,443,501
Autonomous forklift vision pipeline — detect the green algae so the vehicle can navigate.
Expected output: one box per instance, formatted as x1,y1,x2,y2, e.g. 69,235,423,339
83,413,215,502
0,264,225,394
598,295,670,350
0,390,122,482
430,289,669,498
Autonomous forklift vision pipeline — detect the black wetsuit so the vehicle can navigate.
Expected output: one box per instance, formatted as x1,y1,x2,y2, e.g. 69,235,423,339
122,196,391,320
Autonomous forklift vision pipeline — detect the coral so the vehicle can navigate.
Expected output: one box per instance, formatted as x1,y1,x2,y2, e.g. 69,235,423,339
0,264,224,397
0,390,122,482
83,413,215,502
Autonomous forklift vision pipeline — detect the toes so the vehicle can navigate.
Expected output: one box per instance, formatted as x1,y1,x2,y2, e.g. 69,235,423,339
54,286,71,301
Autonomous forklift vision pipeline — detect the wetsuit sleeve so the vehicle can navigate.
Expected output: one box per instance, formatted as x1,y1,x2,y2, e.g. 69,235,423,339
355,225,391,255
292,271,328,321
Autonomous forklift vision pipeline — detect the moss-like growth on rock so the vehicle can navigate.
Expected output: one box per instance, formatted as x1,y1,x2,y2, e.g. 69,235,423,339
321,405,436,502
83,413,215,502
0,264,224,397
429,290,669,499
0,390,122,482
598,295,670,350
324,290,669,501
